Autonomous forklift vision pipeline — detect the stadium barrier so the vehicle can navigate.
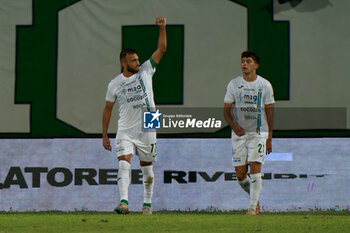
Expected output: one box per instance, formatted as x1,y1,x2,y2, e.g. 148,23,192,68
0,138,349,211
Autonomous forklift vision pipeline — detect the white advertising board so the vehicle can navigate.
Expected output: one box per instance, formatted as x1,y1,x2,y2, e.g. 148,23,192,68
0,138,349,211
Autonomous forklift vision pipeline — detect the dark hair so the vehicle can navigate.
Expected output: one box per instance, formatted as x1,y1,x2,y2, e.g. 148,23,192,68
119,48,138,62
241,51,260,64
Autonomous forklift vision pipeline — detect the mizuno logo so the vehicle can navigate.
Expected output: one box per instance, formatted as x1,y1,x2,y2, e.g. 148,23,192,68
238,85,244,89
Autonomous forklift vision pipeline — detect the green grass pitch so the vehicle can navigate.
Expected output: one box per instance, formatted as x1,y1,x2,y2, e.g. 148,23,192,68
0,211,349,233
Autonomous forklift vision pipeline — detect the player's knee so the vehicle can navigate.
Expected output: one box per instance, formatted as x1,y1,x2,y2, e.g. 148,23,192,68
118,160,131,171
236,173,247,181
118,154,132,163
235,166,248,181
117,160,131,182
249,162,261,174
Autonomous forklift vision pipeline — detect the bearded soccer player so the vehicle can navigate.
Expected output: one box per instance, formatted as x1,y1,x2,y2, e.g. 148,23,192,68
224,51,274,215
102,17,167,215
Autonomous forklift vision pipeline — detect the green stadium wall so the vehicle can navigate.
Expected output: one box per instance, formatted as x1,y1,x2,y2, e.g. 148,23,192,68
0,0,349,138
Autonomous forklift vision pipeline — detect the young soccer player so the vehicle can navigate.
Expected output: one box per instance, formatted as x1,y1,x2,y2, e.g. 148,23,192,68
102,17,167,215
224,51,274,215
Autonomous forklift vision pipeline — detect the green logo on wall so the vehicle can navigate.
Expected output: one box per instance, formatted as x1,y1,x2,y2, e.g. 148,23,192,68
8,0,289,138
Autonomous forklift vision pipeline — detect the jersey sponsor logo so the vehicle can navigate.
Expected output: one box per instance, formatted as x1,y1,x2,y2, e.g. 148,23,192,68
143,110,162,129
244,94,258,102
240,107,262,113
127,85,142,93
244,115,257,120
126,93,147,103
133,103,146,109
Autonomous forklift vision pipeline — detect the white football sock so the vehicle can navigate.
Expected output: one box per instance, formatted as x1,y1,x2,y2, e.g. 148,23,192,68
249,173,262,210
141,165,154,205
238,175,251,194
117,160,130,202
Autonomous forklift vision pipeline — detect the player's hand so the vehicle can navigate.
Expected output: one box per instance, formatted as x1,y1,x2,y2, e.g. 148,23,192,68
266,138,272,154
103,136,111,151
233,124,245,137
156,17,166,27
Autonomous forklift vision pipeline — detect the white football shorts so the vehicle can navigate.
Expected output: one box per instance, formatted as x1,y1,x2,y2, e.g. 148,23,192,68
115,136,157,162
232,134,267,167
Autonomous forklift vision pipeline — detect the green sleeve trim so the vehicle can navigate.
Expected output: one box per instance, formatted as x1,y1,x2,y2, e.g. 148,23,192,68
150,57,158,68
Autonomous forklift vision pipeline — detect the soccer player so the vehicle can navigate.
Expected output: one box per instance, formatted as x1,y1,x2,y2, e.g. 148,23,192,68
224,51,274,215
102,17,167,215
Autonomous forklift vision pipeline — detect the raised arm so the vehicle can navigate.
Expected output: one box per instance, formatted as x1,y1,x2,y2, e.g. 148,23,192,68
151,17,167,64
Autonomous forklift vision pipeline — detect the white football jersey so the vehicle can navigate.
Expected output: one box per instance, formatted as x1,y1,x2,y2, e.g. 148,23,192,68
224,75,275,137
105,59,156,142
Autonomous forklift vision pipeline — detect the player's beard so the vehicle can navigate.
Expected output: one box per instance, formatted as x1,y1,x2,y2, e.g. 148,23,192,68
127,64,139,74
